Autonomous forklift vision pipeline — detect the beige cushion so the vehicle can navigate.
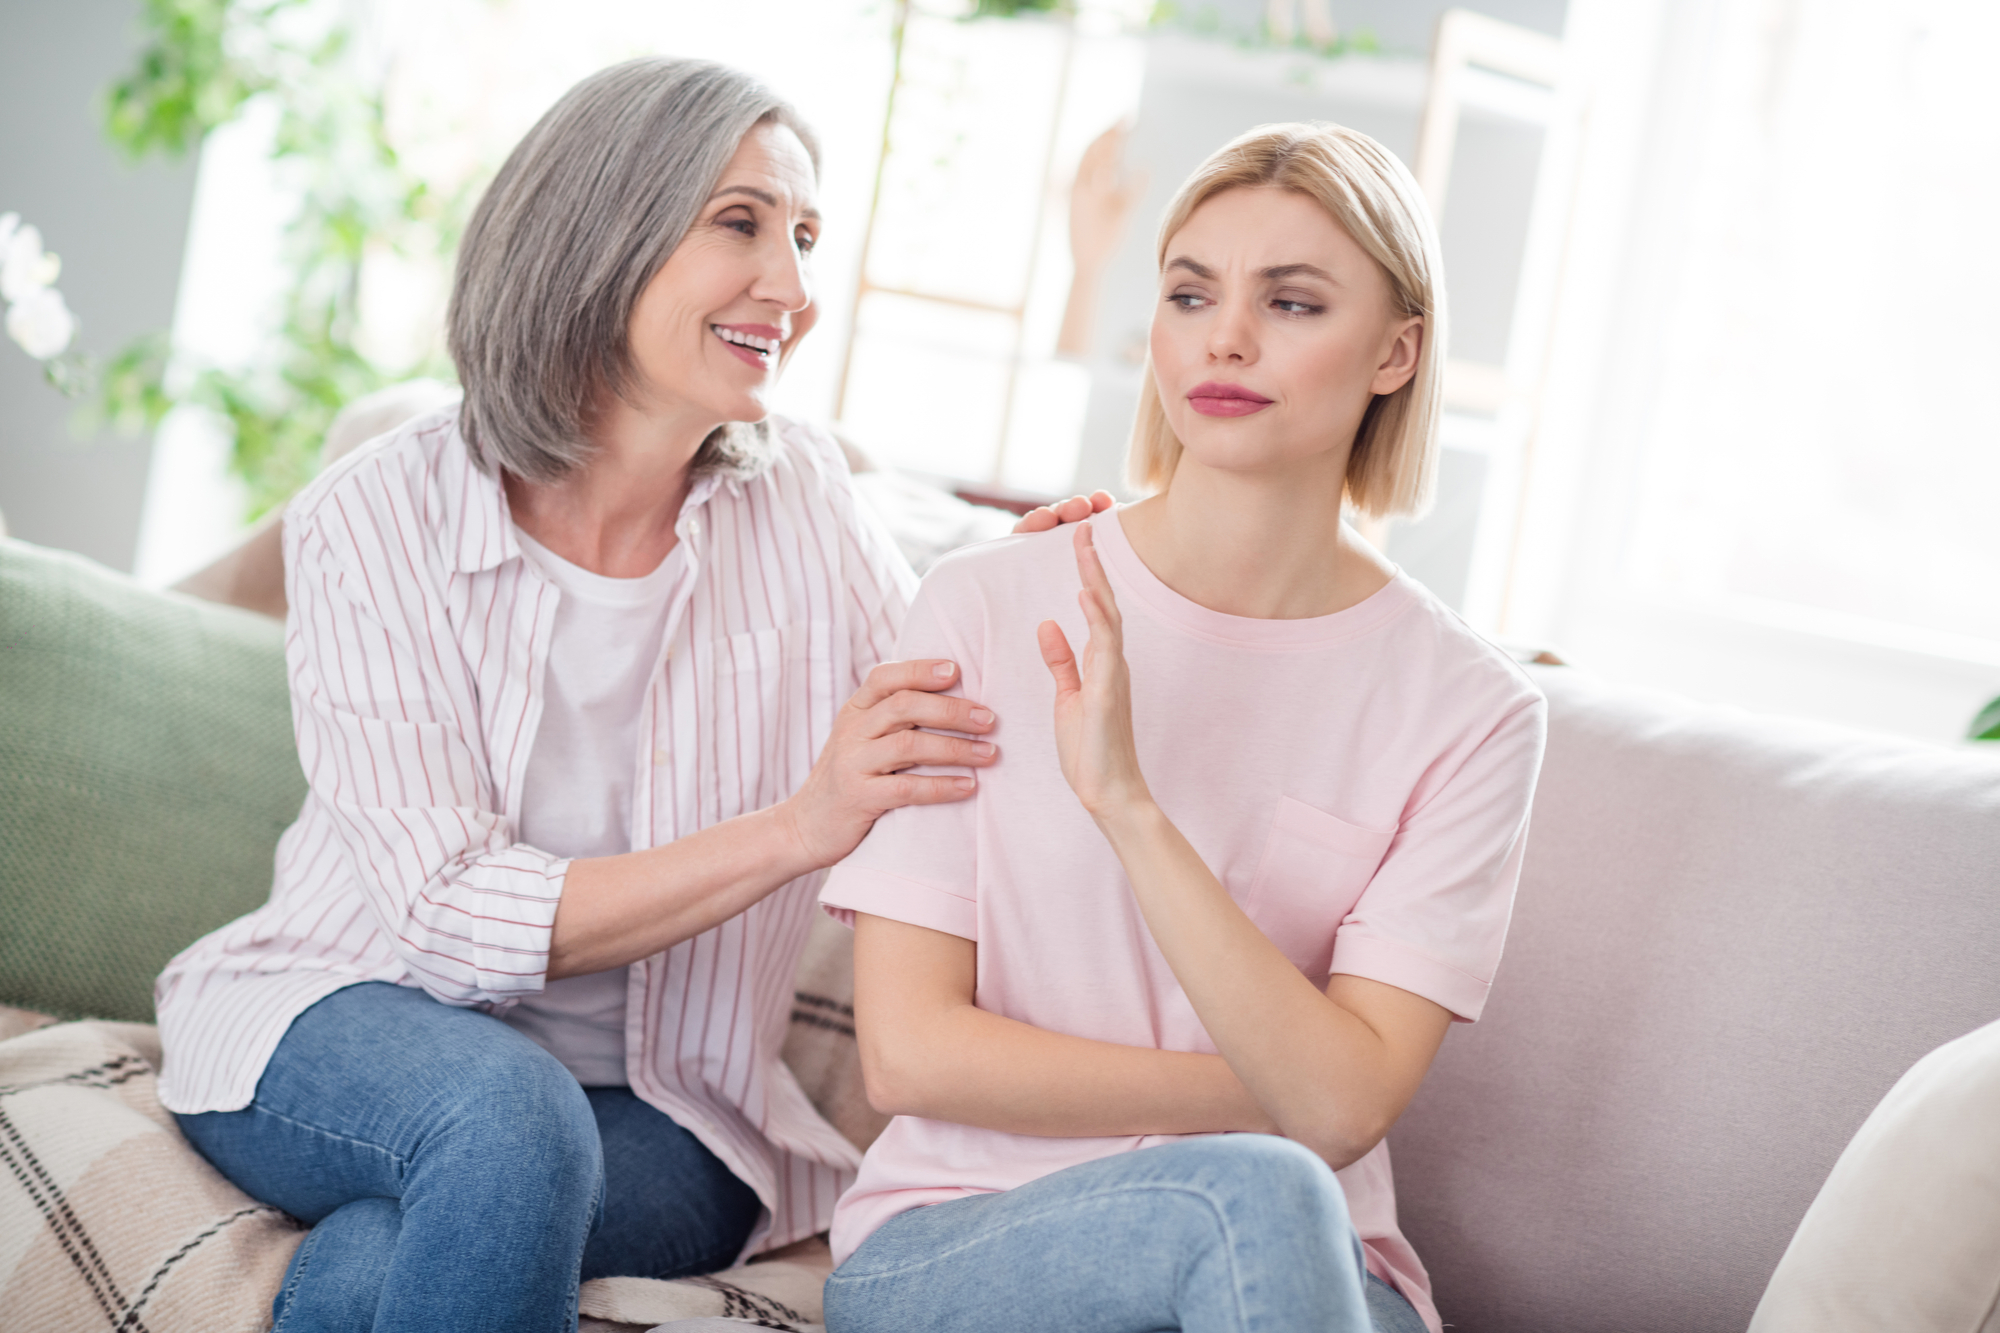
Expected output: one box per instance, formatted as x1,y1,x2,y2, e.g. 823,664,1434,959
782,911,888,1155
1391,666,2000,1332
1749,1019,2000,1333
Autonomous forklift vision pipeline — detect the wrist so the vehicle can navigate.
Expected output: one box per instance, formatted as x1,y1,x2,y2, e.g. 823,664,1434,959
762,799,831,880
1089,791,1165,846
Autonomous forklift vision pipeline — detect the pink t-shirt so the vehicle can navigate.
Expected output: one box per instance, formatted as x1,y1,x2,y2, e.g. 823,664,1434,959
820,507,1545,1332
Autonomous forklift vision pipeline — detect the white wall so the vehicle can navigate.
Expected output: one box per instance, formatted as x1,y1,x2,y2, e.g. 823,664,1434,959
0,0,198,572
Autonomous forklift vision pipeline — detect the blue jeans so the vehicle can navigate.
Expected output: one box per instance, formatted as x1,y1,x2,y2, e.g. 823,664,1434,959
175,981,761,1333
825,1136,1427,1333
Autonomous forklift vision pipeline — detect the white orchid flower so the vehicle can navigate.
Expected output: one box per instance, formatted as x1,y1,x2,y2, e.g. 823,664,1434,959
1,220,62,304
0,213,19,261
6,285,76,360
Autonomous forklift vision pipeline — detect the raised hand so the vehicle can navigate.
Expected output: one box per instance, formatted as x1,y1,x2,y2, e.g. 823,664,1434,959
1036,522,1151,820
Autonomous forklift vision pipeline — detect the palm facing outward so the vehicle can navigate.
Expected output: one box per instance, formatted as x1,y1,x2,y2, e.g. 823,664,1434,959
1037,523,1152,819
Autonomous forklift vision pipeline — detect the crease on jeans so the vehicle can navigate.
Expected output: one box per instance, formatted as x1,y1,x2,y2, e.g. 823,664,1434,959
243,1100,413,1178
832,1180,1250,1311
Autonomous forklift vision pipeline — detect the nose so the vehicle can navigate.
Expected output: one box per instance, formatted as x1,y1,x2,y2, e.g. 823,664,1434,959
1204,291,1257,364
751,230,812,317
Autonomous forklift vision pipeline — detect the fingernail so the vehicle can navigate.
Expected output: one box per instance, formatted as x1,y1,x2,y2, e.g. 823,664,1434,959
934,663,955,678
954,777,975,791
973,742,996,758
970,707,994,725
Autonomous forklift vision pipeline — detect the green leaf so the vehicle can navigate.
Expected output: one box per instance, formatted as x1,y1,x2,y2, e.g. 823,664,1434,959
91,0,468,524
102,0,275,160
1971,695,2000,742
968,0,1066,16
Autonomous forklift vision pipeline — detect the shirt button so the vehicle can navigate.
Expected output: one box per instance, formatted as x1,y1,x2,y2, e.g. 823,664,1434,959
653,749,668,766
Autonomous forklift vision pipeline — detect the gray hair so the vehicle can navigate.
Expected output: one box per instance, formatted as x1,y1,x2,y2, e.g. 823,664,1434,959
448,58,820,483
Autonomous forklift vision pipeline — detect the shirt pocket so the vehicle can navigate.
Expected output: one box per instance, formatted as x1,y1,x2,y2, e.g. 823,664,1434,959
704,620,836,815
1242,797,1396,982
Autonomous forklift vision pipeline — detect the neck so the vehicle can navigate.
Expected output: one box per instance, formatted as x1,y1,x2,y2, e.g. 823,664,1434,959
506,393,716,578
1119,449,1394,620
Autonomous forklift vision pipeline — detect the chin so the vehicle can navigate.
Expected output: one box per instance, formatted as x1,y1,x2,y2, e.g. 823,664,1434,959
734,390,779,424
694,386,775,426
1178,436,1324,479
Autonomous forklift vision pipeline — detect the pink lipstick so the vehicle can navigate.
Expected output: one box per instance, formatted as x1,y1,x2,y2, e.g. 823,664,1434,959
1187,380,1274,417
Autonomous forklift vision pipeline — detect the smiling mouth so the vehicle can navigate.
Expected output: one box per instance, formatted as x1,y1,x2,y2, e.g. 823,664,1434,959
711,324,781,363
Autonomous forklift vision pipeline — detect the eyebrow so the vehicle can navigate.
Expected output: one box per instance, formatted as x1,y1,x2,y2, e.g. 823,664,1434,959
1163,256,1340,285
708,184,821,222
1259,262,1338,285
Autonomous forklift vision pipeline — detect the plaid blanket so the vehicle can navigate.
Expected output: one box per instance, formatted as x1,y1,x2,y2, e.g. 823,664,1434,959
0,1011,303,1331
1,913,875,1332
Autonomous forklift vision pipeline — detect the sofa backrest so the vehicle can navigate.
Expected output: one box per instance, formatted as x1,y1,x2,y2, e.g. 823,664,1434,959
1391,664,2000,1333
0,539,306,1022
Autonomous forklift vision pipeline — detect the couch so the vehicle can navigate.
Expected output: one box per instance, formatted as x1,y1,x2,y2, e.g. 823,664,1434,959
5,533,2000,1332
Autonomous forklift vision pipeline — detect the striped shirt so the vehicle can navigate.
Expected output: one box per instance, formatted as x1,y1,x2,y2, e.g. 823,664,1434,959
154,408,916,1254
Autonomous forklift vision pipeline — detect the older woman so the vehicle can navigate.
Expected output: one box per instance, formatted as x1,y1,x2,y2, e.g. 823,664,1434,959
156,58,1099,1332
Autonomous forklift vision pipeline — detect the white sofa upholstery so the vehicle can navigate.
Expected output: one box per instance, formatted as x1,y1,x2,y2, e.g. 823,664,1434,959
1391,664,2000,1332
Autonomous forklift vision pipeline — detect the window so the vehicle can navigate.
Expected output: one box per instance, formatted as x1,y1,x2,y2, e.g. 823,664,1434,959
1511,0,2000,742
1623,0,2000,649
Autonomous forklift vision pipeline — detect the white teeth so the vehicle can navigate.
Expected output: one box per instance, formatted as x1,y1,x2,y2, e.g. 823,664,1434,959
711,325,778,354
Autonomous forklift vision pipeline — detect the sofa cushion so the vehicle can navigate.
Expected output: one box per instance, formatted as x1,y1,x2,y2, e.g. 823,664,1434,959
1391,665,2000,1333
0,539,306,1022
1748,1017,2000,1333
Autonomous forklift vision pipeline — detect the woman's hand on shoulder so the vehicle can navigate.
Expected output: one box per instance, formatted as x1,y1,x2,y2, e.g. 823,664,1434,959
776,660,1000,870
1012,491,1114,535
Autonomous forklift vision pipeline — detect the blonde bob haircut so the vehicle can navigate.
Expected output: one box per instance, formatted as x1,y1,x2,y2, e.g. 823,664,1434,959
1126,122,1446,519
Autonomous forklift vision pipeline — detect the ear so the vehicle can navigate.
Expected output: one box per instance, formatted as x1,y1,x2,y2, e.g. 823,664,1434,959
1369,315,1423,397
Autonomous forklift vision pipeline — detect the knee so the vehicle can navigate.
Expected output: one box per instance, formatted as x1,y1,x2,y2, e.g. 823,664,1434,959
425,1038,601,1189
1178,1135,1351,1233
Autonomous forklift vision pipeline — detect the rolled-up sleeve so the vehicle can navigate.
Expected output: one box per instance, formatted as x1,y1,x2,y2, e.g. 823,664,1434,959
287,517,567,1005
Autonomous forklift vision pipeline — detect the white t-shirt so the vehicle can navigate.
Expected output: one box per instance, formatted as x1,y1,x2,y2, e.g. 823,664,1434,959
499,524,683,1086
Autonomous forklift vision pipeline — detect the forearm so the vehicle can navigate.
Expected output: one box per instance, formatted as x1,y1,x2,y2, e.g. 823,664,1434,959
1096,802,1417,1165
867,1001,1274,1138
851,912,1273,1137
547,804,817,978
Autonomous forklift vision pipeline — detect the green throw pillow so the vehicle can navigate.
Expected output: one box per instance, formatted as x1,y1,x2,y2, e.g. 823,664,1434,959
0,539,305,1022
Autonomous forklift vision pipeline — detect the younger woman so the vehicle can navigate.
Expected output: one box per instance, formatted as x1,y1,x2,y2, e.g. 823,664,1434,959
819,123,1546,1333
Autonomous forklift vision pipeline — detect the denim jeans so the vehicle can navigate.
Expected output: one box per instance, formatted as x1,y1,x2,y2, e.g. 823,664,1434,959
175,981,761,1333
824,1136,1427,1333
